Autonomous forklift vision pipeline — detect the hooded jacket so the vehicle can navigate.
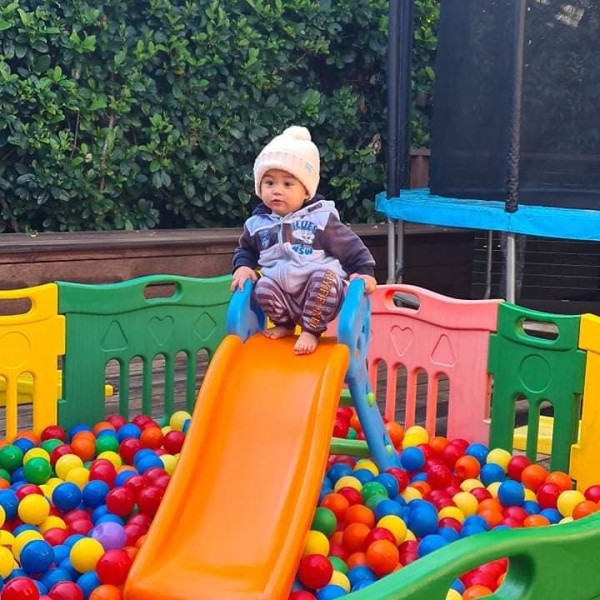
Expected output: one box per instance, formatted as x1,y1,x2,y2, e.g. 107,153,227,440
232,195,376,295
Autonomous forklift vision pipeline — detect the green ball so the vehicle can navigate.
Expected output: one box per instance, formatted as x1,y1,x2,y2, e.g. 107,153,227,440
311,506,337,537
329,556,348,575
364,493,388,512
95,435,119,454
0,445,23,472
346,428,358,440
0,468,10,483
23,457,52,484
361,481,388,501
41,438,64,454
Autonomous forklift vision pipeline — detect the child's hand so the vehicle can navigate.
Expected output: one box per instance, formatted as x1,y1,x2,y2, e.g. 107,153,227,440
230,266,257,291
349,273,377,295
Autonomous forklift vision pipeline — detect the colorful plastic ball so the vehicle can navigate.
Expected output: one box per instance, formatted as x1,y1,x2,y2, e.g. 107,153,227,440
43,528,70,546
135,454,164,475
497,480,525,507
40,567,74,590
329,571,351,592
556,489,586,518
584,484,600,503
76,571,101,599
537,482,561,509
342,522,371,554
521,464,549,492
0,445,24,472
297,554,334,590
399,446,425,471
91,521,127,551
88,461,117,488
2,576,41,600
546,471,573,493
365,539,399,577
48,581,85,600
107,414,128,430
311,507,337,537
115,424,141,443
162,430,186,455
69,537,105,573
315,584,346,600
347,565,376,587
454,455,481,480
302,530,330,557
18,493,51,525
82,480,110,509
418,533,450,556
159,454,178,476
446,590,463,600
572,500,600,520
320,493,350,521
96,548,132,586
169,410,192,431
52,483,83,513
20,539,55,574
70,436,96,463
0,544,15,577
373,498,404,521
55,455,84,481
13,437,36,454
485,448,511,470
407,501,439,538
0,489,19,519
480,463,506,486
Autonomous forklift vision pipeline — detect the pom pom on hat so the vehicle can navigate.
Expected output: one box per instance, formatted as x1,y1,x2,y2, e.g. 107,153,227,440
254,125,320,198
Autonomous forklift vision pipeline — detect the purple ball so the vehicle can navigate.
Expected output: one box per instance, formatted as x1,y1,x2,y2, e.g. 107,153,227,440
91,521,127,550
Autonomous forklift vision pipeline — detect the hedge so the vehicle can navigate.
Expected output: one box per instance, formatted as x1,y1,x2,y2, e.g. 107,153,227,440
0,0,438,232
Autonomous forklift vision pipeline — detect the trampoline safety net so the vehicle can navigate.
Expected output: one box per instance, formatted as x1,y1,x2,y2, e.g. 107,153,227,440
430,0,600,210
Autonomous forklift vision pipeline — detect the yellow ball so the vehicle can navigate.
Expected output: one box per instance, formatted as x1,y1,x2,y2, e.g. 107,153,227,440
55,454,84,480
439,506,466,524
446,589,463,600
160,454,178,476
23,448,50,464
377,515,408,544
329,571,351,592
169,410,192,432
161,425,172,435
65,466,90,489
487,481,502,498
0,530,15,547
557,490,586,518
97,450,122,469
39,515,67,534
524,488,537,502
461,478,484,492
404,529,416,542
486,448,512,471
354,459,379,476
18,494,50,525
452,491,478,517
403,425,429,445
0,546,14,578
334,476,362,492
402,487,423,503
70,538,105,572
302,530,330,557
12,530,43,560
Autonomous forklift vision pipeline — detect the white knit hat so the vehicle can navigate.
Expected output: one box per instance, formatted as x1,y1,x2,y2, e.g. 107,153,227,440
253,125,320,198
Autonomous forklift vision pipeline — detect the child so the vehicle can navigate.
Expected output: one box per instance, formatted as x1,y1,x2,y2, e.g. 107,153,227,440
231,125,377,355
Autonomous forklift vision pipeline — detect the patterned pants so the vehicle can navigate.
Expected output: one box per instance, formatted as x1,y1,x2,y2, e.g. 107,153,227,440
254,270,345,335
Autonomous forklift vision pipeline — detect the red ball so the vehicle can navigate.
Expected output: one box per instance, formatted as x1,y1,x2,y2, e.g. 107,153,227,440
48,581,84,600
332,417,350,438
89,459,117,487
584,484,600,503
426,462,454,490
106,487,136,517
438,516,462,532
41,425,67,443
132,415,156,429
337,406,354,421
441,444,464,469
44,527,70,546
507,455,532,481
328,540,347,560
336,486,362,506
50,444,75,466
385,467,410,492
124,474,146,497
537,482,561,509
289,592,317,600
143,467,168,484
64,509,90,524
471,487,493,502
297,554,333,589
119,438,143,465
364,526,397,548
137,485,165,516
69,518,93,536
502,506,528,525
1,577,40,600
398,540,419,565
106,414,128,430
162,430,185,454
96,548,133,585
123,523,145,546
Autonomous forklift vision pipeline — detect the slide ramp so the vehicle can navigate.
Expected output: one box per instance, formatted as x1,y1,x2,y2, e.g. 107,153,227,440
125,333,349,600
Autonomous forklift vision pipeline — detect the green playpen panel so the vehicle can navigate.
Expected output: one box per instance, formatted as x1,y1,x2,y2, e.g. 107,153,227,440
488,303,585,472
57,274,231,430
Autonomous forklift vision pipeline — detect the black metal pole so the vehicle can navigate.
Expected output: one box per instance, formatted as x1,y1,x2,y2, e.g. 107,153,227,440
505,0,527,213
387,0,414,198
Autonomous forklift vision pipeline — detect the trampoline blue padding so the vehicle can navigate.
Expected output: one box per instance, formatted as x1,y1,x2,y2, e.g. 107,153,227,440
376,189,600,242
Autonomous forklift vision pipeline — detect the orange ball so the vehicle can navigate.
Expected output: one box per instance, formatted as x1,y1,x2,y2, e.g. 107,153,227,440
572,500,600,521
349,414,362,433
523,514,551,527
384,422,404,448
429,436,450,457
344,504,375,528
545,471,573,493
477,498,502,514
330,531,344,546
321,493,350,521
92,421,116,435
454,455,481,480
342,522,371,554
0,480,10,490
478,508,504,529
346,551,368,569
463,584,494,599
410,480,431,497
89,585,123,600
15,430,40,446
521,464,549,492
365,539,399,577
140,426,164,449
70,436,97,462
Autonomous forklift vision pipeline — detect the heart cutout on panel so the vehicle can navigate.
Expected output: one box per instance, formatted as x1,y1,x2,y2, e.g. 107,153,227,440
149,315,175,345
391,325,414,356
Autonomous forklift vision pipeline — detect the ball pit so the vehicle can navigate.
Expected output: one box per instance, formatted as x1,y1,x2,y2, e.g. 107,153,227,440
0,409,599,600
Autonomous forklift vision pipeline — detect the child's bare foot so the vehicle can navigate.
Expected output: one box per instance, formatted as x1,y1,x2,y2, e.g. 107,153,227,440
294,332,319,355
263,325,295,340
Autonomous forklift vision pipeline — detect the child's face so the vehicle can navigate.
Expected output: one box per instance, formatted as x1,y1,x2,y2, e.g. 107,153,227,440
259,169,308,216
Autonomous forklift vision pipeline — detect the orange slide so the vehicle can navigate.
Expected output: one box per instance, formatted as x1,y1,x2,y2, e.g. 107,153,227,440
124,333,350,600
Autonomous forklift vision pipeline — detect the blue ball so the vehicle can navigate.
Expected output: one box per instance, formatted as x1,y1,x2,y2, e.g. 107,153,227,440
52,545,71,566
410,472,428,482
20,540,55,574
64,534,86,548
13,524,37,536
352,469,375,484
400,447,426,471
96,429,119,440
374,498,404,520
463,515,489,531
348,565,377,586
374,473,400,497
316,584,347,600
82,480,110,509
480,463,506,486
77,570,101,599
114,470,136,487
465,442,489,465
117,423,142,441
522,500,541,515
327,463,353,484
58,557,78,579
352,579,375,591
12,438,35,454
40,567,73,589
68,424,93,440
498,480,525,507
418,533,450,556
450,578,466,593
91,504,110,523
407,500,439,537
136,453,164,474
540,508,562,524
52,482,83,512
95,514,125,526
133,449,156,468
0,490,19,520
438,526,460,543
10,467,25,483
33,580,48,595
